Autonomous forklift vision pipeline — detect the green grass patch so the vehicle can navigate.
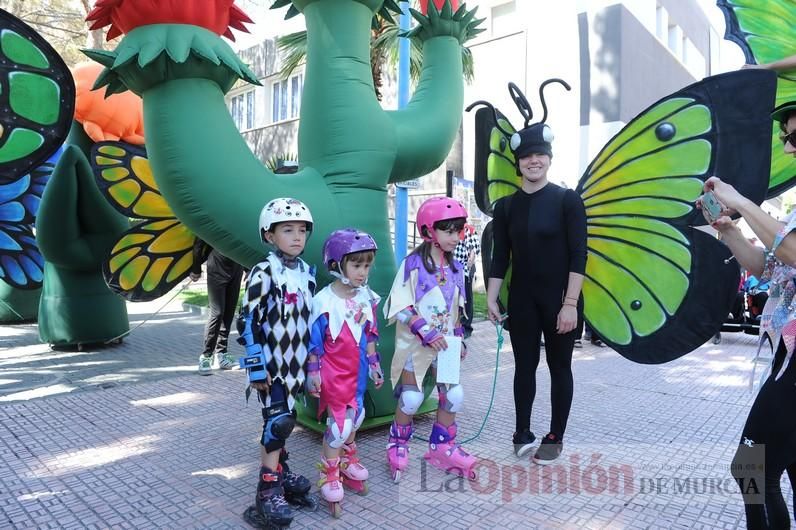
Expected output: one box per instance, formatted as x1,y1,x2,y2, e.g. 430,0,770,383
181,289,209,307
181,288,244,308
473,290,487,321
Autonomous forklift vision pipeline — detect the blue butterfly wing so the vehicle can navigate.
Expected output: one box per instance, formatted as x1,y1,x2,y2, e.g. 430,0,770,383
0,224,43,289
0,146,63,289
25,145,63,220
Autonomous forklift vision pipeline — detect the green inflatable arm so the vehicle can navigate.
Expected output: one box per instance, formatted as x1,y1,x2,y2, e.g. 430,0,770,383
84,0,482,423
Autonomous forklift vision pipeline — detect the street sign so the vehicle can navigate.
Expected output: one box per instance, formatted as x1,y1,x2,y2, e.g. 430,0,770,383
396,179,420,189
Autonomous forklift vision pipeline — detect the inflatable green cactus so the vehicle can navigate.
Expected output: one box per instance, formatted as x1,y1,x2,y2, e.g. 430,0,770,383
84,0,482,425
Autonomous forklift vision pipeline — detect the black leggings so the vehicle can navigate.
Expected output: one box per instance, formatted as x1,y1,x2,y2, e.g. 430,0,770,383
203,270,244,355
731,341,796,529
507,292,582,439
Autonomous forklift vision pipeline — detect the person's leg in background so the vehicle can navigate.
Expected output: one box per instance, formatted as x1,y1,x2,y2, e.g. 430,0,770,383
198,273,226,374
214,268,244,369
463,266,474,338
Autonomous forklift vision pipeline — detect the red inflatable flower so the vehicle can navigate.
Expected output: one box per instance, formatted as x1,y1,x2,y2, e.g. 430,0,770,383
86,0,253,41
419,0,459,14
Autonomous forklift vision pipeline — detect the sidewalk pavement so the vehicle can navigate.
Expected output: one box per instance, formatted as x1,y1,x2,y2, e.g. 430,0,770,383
0,293,791,529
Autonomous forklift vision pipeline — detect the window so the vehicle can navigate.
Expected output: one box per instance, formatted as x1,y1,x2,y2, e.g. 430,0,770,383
230,89,255,130
667,23,682,58
655,4,667,41
683,36,706,79
272,73,303,123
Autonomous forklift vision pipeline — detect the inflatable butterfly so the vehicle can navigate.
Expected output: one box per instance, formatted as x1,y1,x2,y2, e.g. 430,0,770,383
470,70,777,363
718,0,796,197
0,10,75,289
90,141,208,301
0,146,63,289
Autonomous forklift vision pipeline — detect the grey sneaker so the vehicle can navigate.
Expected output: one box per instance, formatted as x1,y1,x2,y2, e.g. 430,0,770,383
215,352,237,370
198,354,213,375
533,433,563,465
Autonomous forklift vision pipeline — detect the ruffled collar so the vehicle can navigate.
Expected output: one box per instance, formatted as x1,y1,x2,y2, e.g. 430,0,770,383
315,284,380,342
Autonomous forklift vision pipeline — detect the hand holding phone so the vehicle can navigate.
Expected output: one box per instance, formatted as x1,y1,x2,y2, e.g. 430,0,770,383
700,190,724,224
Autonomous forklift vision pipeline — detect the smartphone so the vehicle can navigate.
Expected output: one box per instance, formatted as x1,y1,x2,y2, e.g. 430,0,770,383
700,191,724,224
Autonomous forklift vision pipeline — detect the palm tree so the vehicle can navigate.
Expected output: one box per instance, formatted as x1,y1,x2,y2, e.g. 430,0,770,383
275,4,475,101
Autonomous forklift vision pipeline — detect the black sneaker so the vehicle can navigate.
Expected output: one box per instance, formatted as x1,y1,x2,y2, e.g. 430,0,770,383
590,338,605,347
512,429,536,457
533,433,563,465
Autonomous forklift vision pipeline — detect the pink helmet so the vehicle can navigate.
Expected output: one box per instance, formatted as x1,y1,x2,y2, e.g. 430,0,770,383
416,197,468,243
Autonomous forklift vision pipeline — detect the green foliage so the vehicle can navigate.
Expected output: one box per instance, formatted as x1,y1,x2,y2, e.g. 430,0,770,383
265,152,298,172
0,0,101,66
276,30,307,80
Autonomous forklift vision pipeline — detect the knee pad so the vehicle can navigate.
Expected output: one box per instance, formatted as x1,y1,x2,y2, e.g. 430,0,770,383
261,386,296,452
398,387,424,415
324,416,353,449
438,384,464,413
352,407,366,431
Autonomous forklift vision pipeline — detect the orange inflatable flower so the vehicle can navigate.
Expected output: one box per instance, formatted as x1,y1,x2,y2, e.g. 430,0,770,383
86,0,252,41
73,62,145,145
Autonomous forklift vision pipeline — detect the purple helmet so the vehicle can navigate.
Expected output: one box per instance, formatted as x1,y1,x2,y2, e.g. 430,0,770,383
322,228,378,270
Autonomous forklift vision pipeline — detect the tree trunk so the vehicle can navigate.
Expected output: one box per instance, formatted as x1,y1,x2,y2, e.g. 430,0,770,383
80,0,105,50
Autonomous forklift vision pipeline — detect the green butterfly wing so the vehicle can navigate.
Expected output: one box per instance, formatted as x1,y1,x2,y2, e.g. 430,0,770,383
0,10,75,182
90,141,204,301
718,0,796,197
472,107,520,217
717,0,796,65
472,106,519,312
577,69,775,363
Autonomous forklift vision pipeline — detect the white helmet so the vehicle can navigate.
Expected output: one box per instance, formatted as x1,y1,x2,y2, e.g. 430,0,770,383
258,198,313,240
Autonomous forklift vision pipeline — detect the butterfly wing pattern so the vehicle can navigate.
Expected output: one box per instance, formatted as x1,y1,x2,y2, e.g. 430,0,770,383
718,0,796,197
91,141,201,301
472,106,519,309
0,10,74,290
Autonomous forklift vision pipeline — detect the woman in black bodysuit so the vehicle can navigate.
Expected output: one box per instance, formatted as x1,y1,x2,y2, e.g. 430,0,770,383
487,120,587,465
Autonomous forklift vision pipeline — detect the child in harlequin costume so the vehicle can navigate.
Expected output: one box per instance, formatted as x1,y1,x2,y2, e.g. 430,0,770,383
384,197,477,482
306,229,384,518
238,198,318,529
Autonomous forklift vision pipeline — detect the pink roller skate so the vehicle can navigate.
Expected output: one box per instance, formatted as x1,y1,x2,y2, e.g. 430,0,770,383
340,441,369,495
386,421,413,483
318,457,344,518
423,422,478,481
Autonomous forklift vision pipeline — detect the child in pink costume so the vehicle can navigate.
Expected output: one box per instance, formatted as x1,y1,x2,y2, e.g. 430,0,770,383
384,197,476,482
307,229,384,517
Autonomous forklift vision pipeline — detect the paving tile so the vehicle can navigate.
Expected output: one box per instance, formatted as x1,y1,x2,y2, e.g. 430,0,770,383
0,296,793,528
